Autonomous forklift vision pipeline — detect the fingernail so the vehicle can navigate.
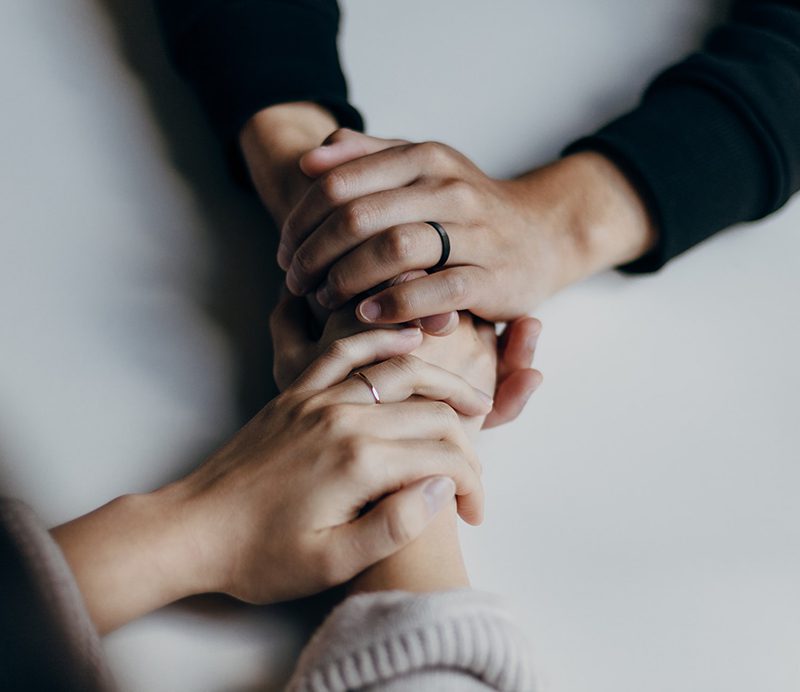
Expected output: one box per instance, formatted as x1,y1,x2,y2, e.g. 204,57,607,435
358,299,382,322
525,332,540,354
397,327,422,338
420,312,455,334
316,283,332,308
423,477,455,516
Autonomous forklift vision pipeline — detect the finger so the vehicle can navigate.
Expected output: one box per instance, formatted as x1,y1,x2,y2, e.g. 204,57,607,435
286,182,473,295
496,317,542,381
284,140,456,270
392,269,459,336
299,129,407,178
314,221,472,309
321,353,493,417
333,476,456,574
356,266,487,326
282,139,413,269
484,317,542,426
339,438,483,524
329,400,471,443
331,401,481,481
293,327,423,393
482,368,543,430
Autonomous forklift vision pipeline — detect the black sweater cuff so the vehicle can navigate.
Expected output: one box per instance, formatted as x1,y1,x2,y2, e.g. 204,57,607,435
163,0,363,144
565,82,772,273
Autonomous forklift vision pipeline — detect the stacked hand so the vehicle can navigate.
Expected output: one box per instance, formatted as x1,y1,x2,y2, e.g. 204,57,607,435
55,325,489,632
242,112,545,428
279,129,557,323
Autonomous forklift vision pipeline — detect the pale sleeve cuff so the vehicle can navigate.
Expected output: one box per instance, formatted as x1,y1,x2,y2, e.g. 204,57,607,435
287,589,536,692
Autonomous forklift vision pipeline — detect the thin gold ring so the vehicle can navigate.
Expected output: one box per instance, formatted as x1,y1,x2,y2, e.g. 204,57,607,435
352,371,381,404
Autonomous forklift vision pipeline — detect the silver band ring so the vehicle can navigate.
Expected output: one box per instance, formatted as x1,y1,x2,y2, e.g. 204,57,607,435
425,221,450,270
352,371,381,404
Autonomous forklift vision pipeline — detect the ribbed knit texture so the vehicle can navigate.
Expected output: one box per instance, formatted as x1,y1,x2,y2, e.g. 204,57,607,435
287,590,536,692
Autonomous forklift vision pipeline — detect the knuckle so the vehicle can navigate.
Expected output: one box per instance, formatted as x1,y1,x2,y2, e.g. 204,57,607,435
292,245,315,275
319,170,350,204
291,395,320,424
317,404,347,432
443,272,469,302
325,265,351,297
432,400,459,425
340,436,371,478
324,337,351,363
417,140,452,169
340,201,372,236
382,226,415,263
445,179,478,209
327,127,351,144
390,353,421,377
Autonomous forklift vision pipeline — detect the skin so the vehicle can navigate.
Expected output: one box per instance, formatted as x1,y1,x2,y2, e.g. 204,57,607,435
240,104,655,328
274,272,509,594
240,103,542,429
279,128,657,326
52,327,490,634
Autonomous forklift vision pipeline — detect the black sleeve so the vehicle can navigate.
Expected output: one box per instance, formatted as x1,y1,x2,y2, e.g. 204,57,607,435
152,0,364,144
565,0,800,272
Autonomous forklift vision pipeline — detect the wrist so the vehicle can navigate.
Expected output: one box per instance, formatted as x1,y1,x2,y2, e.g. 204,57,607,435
52,487,205,634
513,151,657,290
349,501,469,595
239,102,339,227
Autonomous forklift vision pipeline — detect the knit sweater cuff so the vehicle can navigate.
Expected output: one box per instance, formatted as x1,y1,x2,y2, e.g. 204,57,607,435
565,82,772,273
162,0,364,144
287,589,536,692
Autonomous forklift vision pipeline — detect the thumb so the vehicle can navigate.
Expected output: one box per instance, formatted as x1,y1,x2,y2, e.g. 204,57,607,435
389,269,459,336
340,476,456,570
300,128,408,177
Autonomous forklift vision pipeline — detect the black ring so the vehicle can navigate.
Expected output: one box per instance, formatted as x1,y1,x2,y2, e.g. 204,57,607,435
425,221,450,270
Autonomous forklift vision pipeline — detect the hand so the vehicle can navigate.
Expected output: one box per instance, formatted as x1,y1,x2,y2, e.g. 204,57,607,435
179,326,490,606
271,287,543,429
241,116,544,426
278,129,656,324
54,327,490,632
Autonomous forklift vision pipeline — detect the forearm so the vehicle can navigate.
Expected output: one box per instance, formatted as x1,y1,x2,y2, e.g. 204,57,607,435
511,151,657,290
239,102,338,227
51,486,202,634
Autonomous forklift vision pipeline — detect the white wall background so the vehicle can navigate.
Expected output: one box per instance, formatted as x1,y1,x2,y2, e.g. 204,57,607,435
1,1,798,690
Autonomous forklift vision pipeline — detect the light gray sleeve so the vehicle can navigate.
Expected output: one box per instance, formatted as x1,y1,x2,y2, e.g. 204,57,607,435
287,589,536,692
0,497,113,691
